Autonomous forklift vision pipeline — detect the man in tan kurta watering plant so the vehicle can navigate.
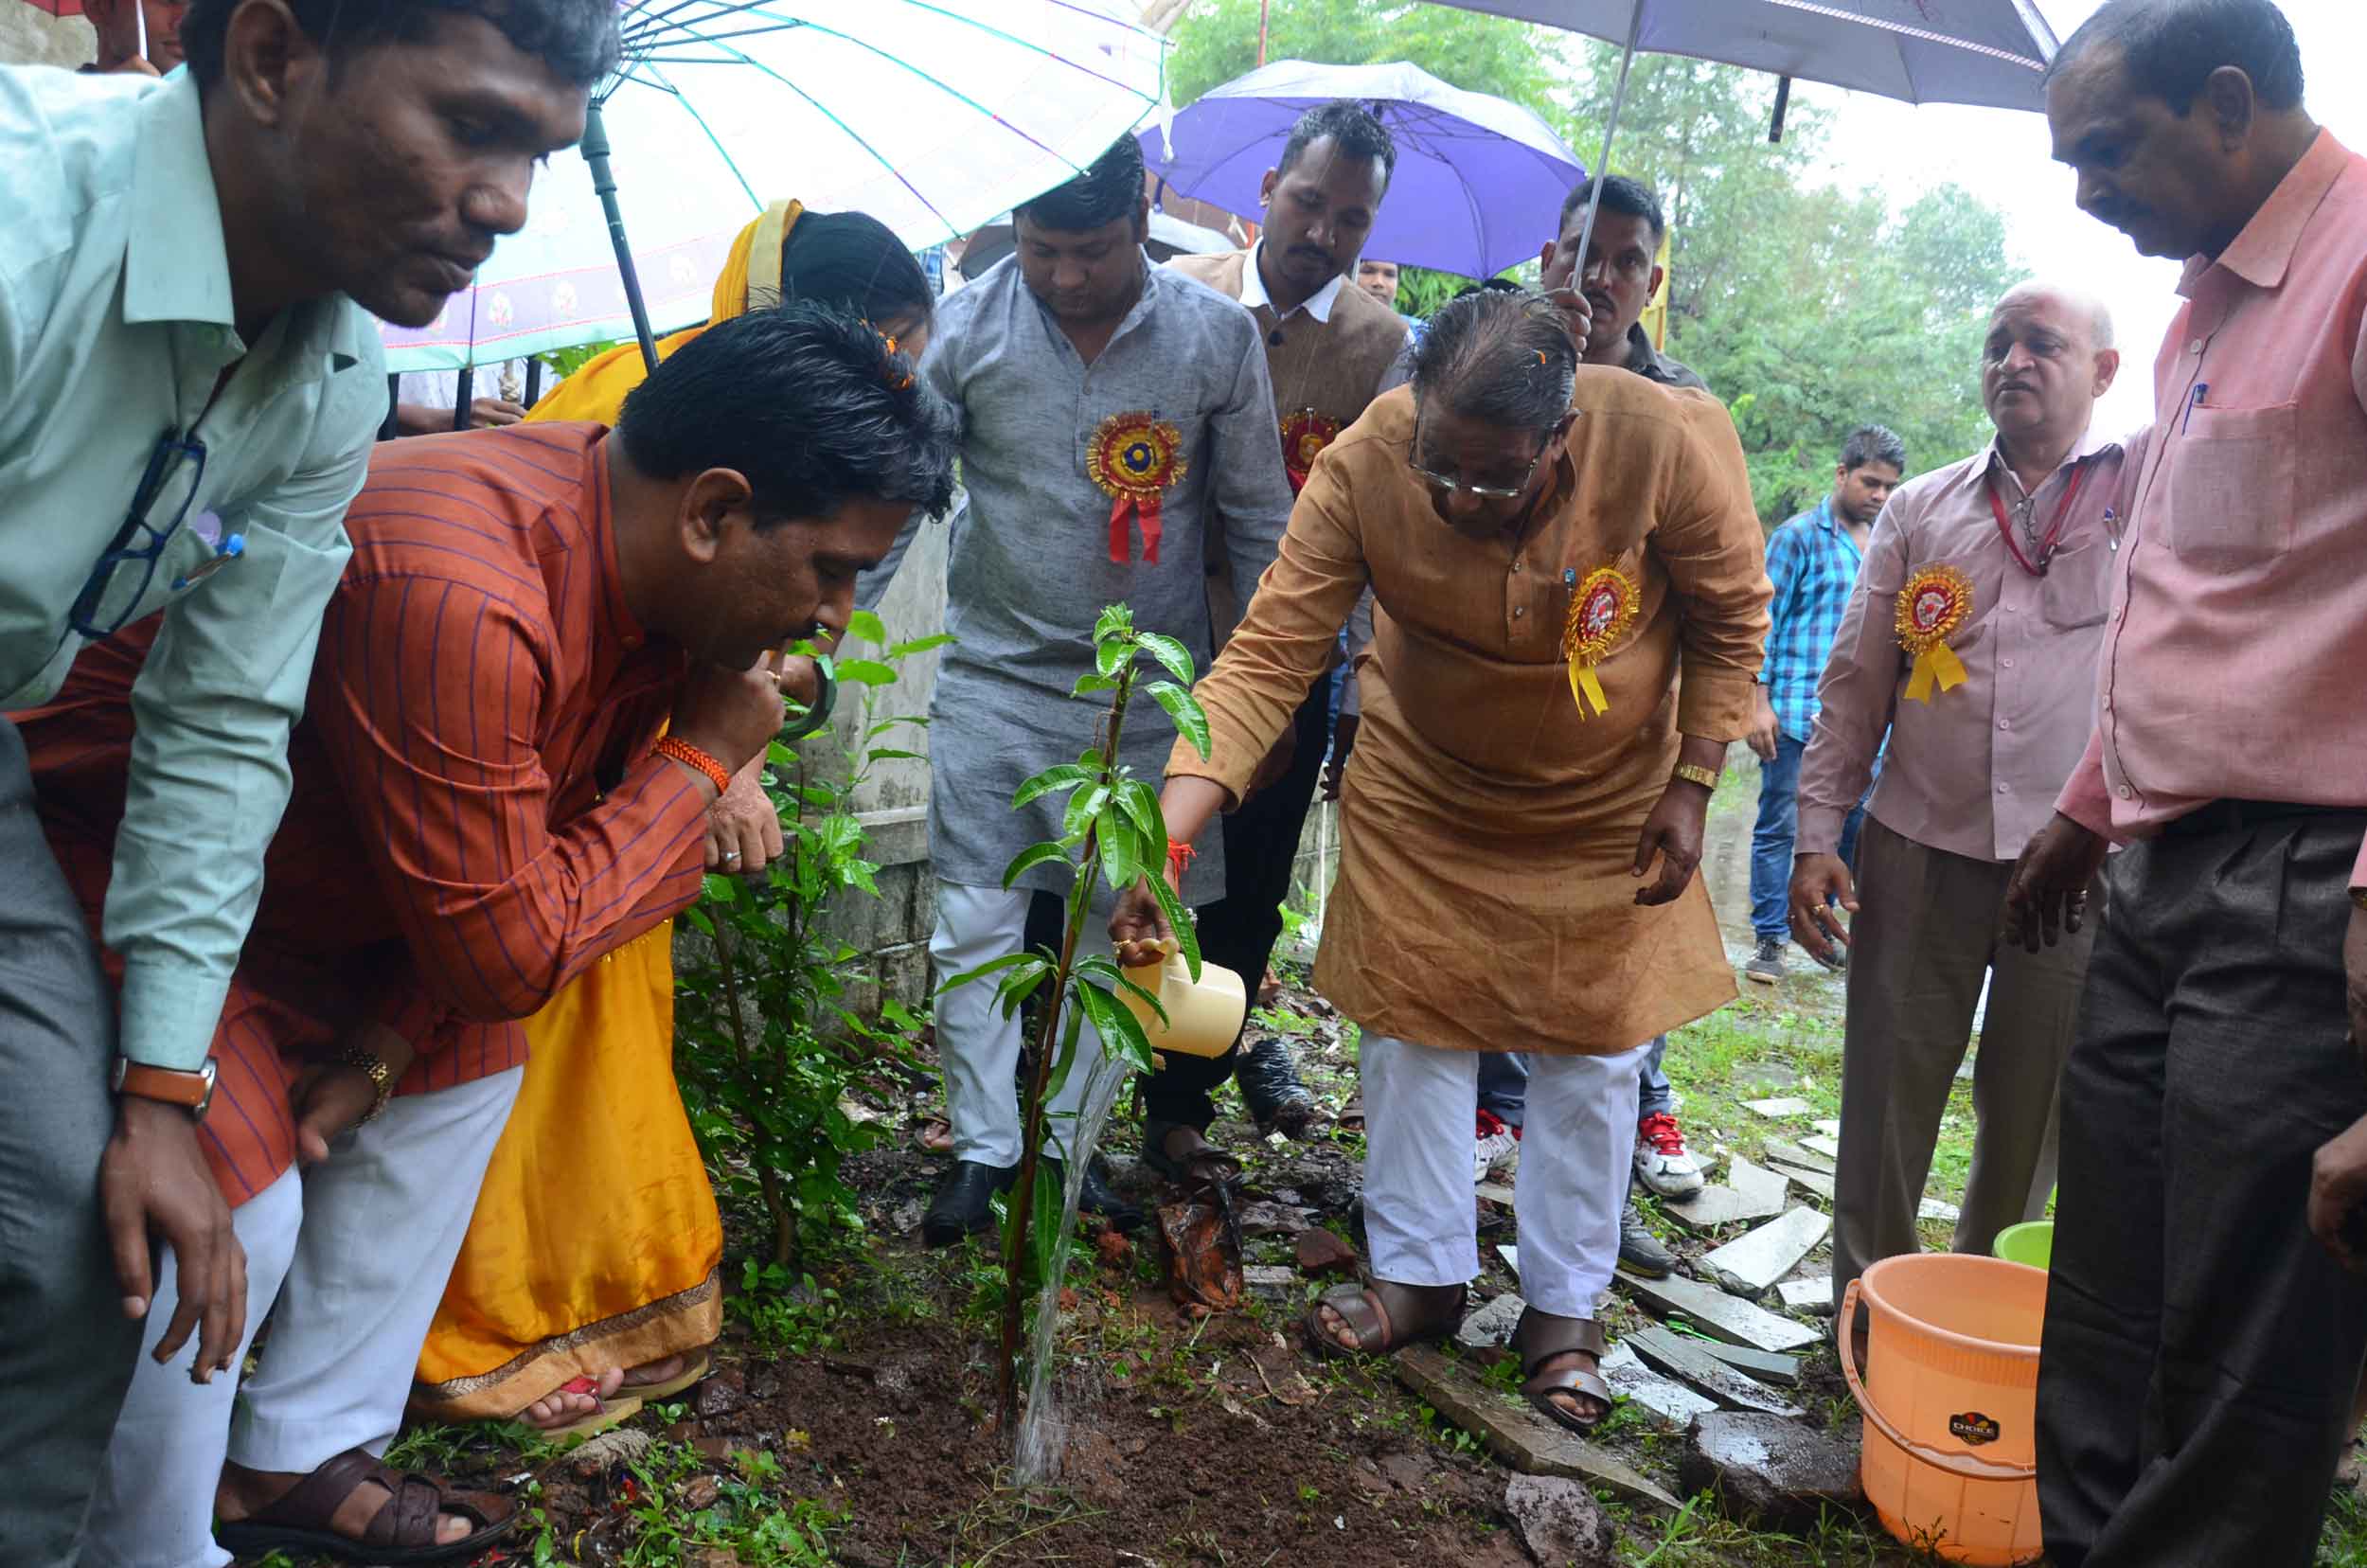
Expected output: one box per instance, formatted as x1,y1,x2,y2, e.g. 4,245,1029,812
1112,288,1769,1432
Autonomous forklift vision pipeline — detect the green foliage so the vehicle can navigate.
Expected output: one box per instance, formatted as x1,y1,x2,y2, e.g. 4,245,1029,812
535,338,625,383
617,1440,845,1567
1167,0,1557,115
672,618,938,1271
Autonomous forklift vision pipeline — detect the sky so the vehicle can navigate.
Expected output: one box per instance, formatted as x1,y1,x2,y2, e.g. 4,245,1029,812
1784,0,2364,440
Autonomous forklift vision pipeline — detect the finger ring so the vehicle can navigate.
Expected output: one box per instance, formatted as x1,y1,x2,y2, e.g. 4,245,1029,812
723,849,742,863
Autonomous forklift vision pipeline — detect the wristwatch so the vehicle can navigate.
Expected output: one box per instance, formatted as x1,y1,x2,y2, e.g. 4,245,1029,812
336,1043,396,1125
1672,762,1720,792
112,1057,219,1118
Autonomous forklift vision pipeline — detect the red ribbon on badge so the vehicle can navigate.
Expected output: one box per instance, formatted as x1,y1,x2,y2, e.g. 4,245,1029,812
1087,414,1186,564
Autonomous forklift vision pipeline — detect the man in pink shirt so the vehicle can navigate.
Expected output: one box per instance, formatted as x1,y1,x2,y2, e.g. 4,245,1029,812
2006,3,2367,1561
1792,281,2128,1323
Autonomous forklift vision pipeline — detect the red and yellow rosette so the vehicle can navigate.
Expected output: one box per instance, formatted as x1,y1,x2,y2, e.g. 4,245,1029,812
1087,413,1186,564
1896,563,1974,703
1280,407,1342,493
1560,564,1641,720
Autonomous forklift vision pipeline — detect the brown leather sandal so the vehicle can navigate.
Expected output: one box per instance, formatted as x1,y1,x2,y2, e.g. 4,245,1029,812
1513,1308,1614,1434
1303,1279,1468,1361
216,1447,517,1565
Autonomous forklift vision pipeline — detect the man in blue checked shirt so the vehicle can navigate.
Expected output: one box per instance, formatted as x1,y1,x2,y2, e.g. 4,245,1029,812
1742,425,1904,984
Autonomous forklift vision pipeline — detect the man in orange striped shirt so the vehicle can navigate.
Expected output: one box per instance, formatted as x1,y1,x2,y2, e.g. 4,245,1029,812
12,307,955,1565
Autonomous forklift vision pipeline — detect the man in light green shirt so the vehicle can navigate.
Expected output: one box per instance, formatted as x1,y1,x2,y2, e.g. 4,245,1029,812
0,1,614,1560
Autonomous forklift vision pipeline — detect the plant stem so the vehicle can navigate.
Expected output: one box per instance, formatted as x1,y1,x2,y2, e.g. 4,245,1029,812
712,918,797,1269
995,660,1137,1435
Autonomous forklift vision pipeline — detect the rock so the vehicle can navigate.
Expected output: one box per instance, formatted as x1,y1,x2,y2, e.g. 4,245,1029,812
1769,1162,1837,1203
1761,1137,1836,1174
1779,1276,1837,1315
679,1474,721,1510
873,1350,930,1413
1243,1264,1300,1301
1688,1341,1803,1387
694,1374,744,1420
1599,1343,1717,1427
1295,1228,1358,1274
1744,1097,1817,1118
888,1199,924,1235
1379,1450,1433,1491
1474,1181,1519,1207
1626,1327,1803,1417
1800,1134,1841,1159
1919,1196,1962,1223
569,1426,654,1475
1664,1157,1789,1231
1613,1269,1821,1352
1679,1412,1864,1534
1395,1346,1682,1510
1237,1201,1314,1237
1457,1292,1528,1351
1702,1207,1833,1296
1504,1474,1617,1567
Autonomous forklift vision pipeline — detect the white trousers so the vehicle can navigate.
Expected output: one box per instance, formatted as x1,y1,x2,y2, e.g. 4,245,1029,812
932,882,1111,1167
1361,1035,1645,1319
79,1068,522,1568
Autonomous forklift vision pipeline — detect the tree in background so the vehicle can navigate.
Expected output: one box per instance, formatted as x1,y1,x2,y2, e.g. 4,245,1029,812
1164,0,2027,523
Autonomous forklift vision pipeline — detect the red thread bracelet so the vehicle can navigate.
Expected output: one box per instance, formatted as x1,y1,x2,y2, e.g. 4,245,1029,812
653,736,732,796
1166,840,1197,879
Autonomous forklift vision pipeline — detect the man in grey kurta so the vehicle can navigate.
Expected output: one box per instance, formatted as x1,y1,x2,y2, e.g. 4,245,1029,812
858,136,1293,1243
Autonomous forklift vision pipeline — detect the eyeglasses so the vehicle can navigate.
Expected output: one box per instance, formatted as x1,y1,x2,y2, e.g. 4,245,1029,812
1408,409,1573,501
68,430,208,639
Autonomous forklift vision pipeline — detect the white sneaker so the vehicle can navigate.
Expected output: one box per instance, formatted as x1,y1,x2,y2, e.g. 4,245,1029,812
1633,1111,1705,1198
1473,1110,1520,1184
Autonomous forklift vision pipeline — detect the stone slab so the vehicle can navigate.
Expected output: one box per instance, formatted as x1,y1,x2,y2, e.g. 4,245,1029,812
1626,1327,1803,1417
1678,1412,1864,1535
1801,1134,1841,1159
1744,1096,1817,1118
1613,1268,1823,1353
1456,1292,1527,1352
1600,1343,1718,1427
1778,1276,1835,1313
1690,1341,1804,1388
1919,1197,1962,1223
1498,1243,1521,1274
1504,1474,1616,1568
1769,1162,1837,1203
1474,1182,1518,1208
1811,1118,1842,1138
1703,1207,1834,1296
1396,1346,1682,1510
1761,1137,1835,1174
1664,1157,1789,1231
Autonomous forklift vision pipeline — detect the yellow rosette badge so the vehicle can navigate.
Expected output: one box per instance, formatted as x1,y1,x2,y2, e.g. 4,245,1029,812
1560,565,1641,720
1279,407,1342,493
1896,563,1975,703
1087,413,1186,564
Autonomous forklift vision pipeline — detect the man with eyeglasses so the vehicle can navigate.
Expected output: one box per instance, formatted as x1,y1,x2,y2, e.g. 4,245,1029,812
1111,287,1768,1430
0,2,616,1562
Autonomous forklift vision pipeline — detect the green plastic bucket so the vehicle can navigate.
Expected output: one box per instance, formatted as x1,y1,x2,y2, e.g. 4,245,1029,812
1991,1221,2053,1270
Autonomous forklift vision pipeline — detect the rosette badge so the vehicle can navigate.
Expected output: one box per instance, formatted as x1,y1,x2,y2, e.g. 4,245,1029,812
1087,413,1187,564
1895,564,1975,703
1280,408,1342,493
1559,565,1642,720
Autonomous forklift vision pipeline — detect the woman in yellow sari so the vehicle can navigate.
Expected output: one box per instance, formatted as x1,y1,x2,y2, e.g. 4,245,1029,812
409,201,936,1434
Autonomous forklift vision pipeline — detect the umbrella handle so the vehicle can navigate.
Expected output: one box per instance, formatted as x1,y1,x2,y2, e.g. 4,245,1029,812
580,101,664,376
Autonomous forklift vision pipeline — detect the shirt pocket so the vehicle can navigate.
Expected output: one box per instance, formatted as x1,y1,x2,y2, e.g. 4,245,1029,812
2164,401,2297,571
2039,539,2113,630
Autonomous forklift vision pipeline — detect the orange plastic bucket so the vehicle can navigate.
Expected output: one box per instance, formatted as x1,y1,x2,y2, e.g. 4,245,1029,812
1841,1254,2049,1565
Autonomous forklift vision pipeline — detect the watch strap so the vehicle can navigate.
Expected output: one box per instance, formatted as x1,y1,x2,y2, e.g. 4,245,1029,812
113,1057,219,1117
1672,762,1720,791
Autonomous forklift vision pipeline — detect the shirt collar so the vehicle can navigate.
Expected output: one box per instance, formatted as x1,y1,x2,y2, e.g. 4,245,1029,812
1981,420,2120,496
1240,241,1343,324
123,73,369,377
2183,126,2349,295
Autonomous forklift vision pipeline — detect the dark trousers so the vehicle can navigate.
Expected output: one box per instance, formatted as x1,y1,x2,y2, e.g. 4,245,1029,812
0,716,140,1567
1144,685,1332,1130
2037,810,2367,1567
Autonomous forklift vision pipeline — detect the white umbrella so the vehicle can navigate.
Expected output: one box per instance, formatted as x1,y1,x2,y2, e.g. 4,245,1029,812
379,0,1168,375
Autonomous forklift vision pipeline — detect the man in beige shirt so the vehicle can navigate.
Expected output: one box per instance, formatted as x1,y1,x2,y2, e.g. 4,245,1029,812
1113,288,1768,1434
1792,282,2131,1317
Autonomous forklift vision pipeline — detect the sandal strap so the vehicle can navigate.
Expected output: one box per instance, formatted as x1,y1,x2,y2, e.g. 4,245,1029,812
367,1471,447,1547
1513,1309,1608,1379
240,1448,387,1533
1524,1364,1614,1405
1313,1283,1393,1350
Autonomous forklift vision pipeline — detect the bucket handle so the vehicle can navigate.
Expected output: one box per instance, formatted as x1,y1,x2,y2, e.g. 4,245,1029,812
1839,1279,2038,1484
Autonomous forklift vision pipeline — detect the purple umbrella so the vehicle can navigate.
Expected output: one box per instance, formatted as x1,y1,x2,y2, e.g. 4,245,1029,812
1140,59,1586,278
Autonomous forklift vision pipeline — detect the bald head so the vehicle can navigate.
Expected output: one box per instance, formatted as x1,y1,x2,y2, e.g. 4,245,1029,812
1982,281,2121,452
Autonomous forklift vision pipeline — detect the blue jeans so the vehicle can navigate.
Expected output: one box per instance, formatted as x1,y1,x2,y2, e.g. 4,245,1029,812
1478,1035,1670,1133
1750,731,1874,941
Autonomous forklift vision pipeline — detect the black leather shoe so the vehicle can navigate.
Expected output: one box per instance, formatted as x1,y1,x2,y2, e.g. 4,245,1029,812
1237,1037,1319,1137
1042,1154,1145,1233
1618,1199,1676,1278
921,1159,1016,1248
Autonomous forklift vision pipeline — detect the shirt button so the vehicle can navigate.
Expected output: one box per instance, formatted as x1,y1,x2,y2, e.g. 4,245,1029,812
2001,656,2015,668
1997,782,2011,793
2189,338,2204,354
2116,785,2133,799
1998,719,2011,730
1513,558,1524,572
1513,606,1525,618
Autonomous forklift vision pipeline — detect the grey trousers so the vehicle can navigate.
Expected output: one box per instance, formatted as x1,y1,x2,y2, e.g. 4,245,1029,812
1830,819,2091,1315
2037,811,2367,1568
0,716,139,1568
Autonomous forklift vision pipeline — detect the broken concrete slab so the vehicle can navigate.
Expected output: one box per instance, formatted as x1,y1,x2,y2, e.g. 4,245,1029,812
1801,1134,1841,1159
1241,1265,1299,1302
1702,1207,1833,1296
1504,1474,1616,1568
1744,1096,1817,1118
1626,1327,1803,1417
1396,1346,1682,1511
1678,1411,1864,1534
1811,1118,1841,1137
1731,1063,1801,1096
1599,1343,1718,1427
1777,1276,1835,1314
1664,1156,1790,1231
1769,1162,1837,1203
1919,1197,1962,1223
1457,1292,1527,1352
1475,1181,1518,1208
1498,1243,1521,1274
1761,1137,1835,1174
1690,1340,1803,1387
1613,1268,1822,1353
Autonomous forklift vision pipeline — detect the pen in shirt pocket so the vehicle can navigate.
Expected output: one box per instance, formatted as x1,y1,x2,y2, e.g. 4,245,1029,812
2181,382,2209,434
171,511,245,592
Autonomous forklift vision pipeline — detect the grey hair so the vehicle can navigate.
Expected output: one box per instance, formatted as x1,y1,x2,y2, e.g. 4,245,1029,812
1410,290,1579,435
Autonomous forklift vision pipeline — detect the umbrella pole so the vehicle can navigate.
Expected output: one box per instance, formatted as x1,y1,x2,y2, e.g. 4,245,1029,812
1573,0,1645,313
580,101,663,375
